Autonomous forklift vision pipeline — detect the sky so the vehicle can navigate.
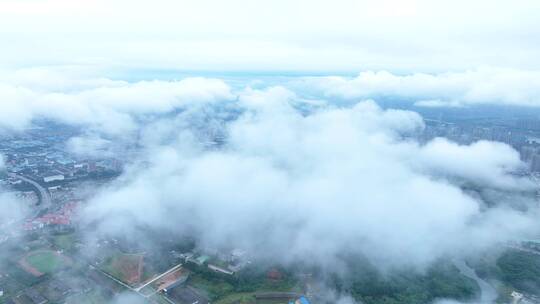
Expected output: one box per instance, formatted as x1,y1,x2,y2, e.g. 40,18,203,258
0,0,539,72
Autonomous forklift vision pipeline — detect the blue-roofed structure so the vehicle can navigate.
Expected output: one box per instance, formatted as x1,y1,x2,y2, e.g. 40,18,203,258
299,297,311,304
289,296,311,304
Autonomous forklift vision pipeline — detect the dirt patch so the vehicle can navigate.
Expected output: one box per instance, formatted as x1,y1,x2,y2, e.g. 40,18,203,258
104,253,144,285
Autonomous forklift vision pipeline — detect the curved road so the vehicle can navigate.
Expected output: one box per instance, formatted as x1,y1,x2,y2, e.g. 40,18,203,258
9,173,52,210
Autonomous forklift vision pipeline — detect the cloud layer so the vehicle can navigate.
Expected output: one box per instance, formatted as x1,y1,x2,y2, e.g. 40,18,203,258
295,68,540,107
71,86,538,271
1,69,539,274
0,70,233,133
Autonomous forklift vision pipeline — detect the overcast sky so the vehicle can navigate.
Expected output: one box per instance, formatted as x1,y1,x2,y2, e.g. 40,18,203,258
1,0,539,73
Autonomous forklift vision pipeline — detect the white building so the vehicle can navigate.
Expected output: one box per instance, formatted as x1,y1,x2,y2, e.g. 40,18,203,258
44,174,64,183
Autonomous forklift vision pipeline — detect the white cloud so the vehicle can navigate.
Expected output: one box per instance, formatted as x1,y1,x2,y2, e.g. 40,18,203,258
0,191,28,225
0,74,234,134
66,135,114,158
296,68,540,107
414,138,531,189
414,99,464,108
80,89,539,271
0,156,28,225
0,69,537,272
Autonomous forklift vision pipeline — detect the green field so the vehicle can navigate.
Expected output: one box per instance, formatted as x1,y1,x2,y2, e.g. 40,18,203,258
214,292,256,304
26,250,68,274
214,293,292,304
53,234,76,251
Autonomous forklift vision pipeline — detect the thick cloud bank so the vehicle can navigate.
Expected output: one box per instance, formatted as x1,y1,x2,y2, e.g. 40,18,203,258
0,155,29,225
297,68,540,107
0,69,233,133
1,69,539,272
0,191,27,225
79,90,538,270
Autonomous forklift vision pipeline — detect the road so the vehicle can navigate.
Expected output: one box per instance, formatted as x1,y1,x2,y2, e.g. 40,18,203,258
134,263,183,292
9,173,51,210
90,265,135,291
90,262,183,302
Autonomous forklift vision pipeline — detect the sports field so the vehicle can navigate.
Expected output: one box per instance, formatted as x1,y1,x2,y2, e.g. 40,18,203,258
19,250,71,276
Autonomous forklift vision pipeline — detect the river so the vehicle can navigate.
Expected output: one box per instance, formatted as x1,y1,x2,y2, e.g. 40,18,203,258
453,259,497,304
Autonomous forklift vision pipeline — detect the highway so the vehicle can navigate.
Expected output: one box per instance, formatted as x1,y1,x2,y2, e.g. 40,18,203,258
90,265,135,291
8,173,52,219
135,263,183,292
9,173,52,210
89,262,182,302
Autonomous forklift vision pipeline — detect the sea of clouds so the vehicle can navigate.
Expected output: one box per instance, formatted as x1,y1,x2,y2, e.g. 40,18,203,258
1,67,540,303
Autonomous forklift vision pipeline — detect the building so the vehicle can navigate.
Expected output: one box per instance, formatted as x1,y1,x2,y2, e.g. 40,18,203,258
208,264,234,275
521,146,538,163
186,254,210,266
156,269,190,293
531,155,540,172
290,296,311,304
87,161,97,173
43,174,64,183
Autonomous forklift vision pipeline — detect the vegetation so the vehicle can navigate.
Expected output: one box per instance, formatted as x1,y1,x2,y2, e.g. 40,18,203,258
470,249,540,299
214,292,256,304
25,250,68,274
184,263,299,301
184,255,481,304
496,250,540,295
328,257,480,304
53,233,76,252
235,265,299,293
189,273,236,299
